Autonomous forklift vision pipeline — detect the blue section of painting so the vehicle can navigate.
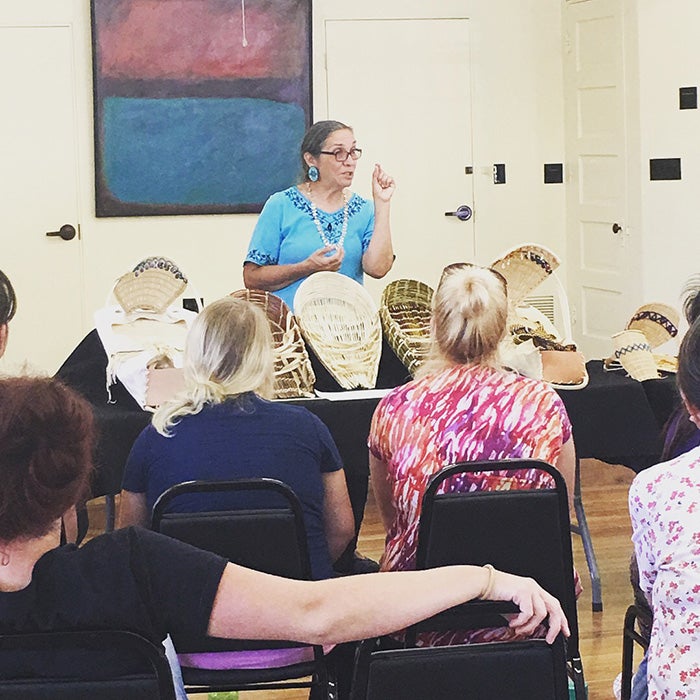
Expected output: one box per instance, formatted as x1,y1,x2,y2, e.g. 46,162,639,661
102,97,305,205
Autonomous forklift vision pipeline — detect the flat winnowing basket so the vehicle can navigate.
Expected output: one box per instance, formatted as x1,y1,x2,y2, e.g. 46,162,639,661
230,289,315,399
293,272,381,390
490,244,560,308
380,279,434,377
626,302,680,349
113,257,188,314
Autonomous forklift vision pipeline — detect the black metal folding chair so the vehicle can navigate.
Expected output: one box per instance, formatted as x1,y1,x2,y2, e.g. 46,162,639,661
621,603,651,700
350,635,569,700
0,628,175,699
151,477,336,698
406,459,586,700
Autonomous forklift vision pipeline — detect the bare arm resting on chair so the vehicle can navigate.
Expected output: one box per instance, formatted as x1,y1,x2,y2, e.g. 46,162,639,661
208,561,570,646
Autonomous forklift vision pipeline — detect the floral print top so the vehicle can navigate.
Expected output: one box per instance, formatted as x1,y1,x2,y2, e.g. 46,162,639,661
629,445,700,699
368,363,572,645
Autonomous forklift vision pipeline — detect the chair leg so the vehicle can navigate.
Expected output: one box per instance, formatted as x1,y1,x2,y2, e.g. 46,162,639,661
621,617,635,700
621,605,649,700
570,655,587,700
570,457,603,612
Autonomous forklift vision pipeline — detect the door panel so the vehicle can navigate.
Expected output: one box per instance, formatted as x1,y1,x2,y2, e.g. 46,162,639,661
0,2,83,373
324,18,475,297
564,0,641,359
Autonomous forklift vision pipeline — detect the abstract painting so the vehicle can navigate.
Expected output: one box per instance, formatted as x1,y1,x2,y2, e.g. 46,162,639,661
91,0,312,216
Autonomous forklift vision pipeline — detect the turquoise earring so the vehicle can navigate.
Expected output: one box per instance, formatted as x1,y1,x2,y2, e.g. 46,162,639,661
308,166,319,182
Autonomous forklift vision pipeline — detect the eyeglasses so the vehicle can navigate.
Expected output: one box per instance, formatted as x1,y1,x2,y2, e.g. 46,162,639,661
440,262,508,290
319,147,363,162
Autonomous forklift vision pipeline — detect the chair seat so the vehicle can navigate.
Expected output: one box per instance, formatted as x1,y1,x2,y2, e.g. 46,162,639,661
182,658,320,686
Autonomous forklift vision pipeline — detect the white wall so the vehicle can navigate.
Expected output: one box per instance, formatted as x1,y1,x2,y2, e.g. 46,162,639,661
70,0,566,329
465,0,567,266
636,0,700,311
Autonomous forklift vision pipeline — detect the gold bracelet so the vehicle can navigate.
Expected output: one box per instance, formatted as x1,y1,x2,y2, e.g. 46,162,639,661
478,564,496,600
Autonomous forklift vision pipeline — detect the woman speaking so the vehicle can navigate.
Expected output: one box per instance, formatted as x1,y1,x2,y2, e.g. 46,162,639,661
243,120,395,308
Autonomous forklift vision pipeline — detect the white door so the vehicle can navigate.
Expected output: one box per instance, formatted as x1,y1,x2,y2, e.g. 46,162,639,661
563,0,641,359
0,1,84,373
324,18,475,296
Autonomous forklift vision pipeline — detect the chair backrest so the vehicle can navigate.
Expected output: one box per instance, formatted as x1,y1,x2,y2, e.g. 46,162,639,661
151,477,311,580
351,636,569,700
151,478,314,653
0,629,175,700
411,460,580,653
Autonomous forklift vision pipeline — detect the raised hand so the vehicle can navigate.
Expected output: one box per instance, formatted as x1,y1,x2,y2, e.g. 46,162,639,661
372,163,396,203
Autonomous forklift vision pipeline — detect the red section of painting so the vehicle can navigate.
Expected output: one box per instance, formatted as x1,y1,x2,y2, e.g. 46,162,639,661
96,0,306,80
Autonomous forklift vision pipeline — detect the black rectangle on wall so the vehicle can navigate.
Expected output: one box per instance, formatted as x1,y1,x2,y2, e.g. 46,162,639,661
493,163,506,184
544,163,563,184
649,158,682,181
680,86,697,110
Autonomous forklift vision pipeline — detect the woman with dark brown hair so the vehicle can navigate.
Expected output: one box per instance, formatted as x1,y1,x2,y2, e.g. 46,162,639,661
0,373,569,691
629,312,700,698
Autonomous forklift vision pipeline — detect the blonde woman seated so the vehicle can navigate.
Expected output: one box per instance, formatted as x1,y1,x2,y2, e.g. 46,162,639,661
118,296,355,582
368,262,578,646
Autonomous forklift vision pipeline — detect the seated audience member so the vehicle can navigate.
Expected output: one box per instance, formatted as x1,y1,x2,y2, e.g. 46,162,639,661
629,315,700,699
625,279,700,700
0,269,82,544
118,296,354,581
0,268,16,355
660,277,700,459
0,376,570,686
368,262,578,646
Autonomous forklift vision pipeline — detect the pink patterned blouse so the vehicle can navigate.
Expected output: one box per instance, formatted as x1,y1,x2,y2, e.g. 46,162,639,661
629,446,700,699
368,363,572,645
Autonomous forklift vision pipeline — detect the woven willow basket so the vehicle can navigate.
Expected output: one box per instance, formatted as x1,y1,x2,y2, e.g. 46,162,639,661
490,244,560,308
380,279,434,377
113,257,188,314
612,329,659,381
230,289,315,399
626,302,680,349
293,272,382,390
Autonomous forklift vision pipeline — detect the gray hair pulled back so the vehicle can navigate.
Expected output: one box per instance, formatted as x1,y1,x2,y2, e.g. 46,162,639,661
300,120,351,181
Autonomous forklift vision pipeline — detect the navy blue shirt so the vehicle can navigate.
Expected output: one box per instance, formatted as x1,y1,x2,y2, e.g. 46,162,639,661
122,394,344,579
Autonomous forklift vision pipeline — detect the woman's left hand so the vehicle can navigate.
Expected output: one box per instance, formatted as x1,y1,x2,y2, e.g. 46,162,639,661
489,570,570,644
372,163,396,203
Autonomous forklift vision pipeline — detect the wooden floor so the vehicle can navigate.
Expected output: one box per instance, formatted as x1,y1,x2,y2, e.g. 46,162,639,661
88,458,637,700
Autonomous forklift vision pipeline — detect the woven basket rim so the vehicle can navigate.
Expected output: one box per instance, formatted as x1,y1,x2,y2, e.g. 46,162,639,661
294,272,381,389
490,243,561,307
612,329,659,381
626,302,680,348
113,257,188,314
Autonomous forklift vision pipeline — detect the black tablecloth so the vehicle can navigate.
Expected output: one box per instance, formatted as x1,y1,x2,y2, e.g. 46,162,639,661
558,362,677,470
56,331,679,508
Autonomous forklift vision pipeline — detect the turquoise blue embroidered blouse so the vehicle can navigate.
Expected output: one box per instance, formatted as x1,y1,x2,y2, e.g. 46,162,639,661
244,186,375,309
